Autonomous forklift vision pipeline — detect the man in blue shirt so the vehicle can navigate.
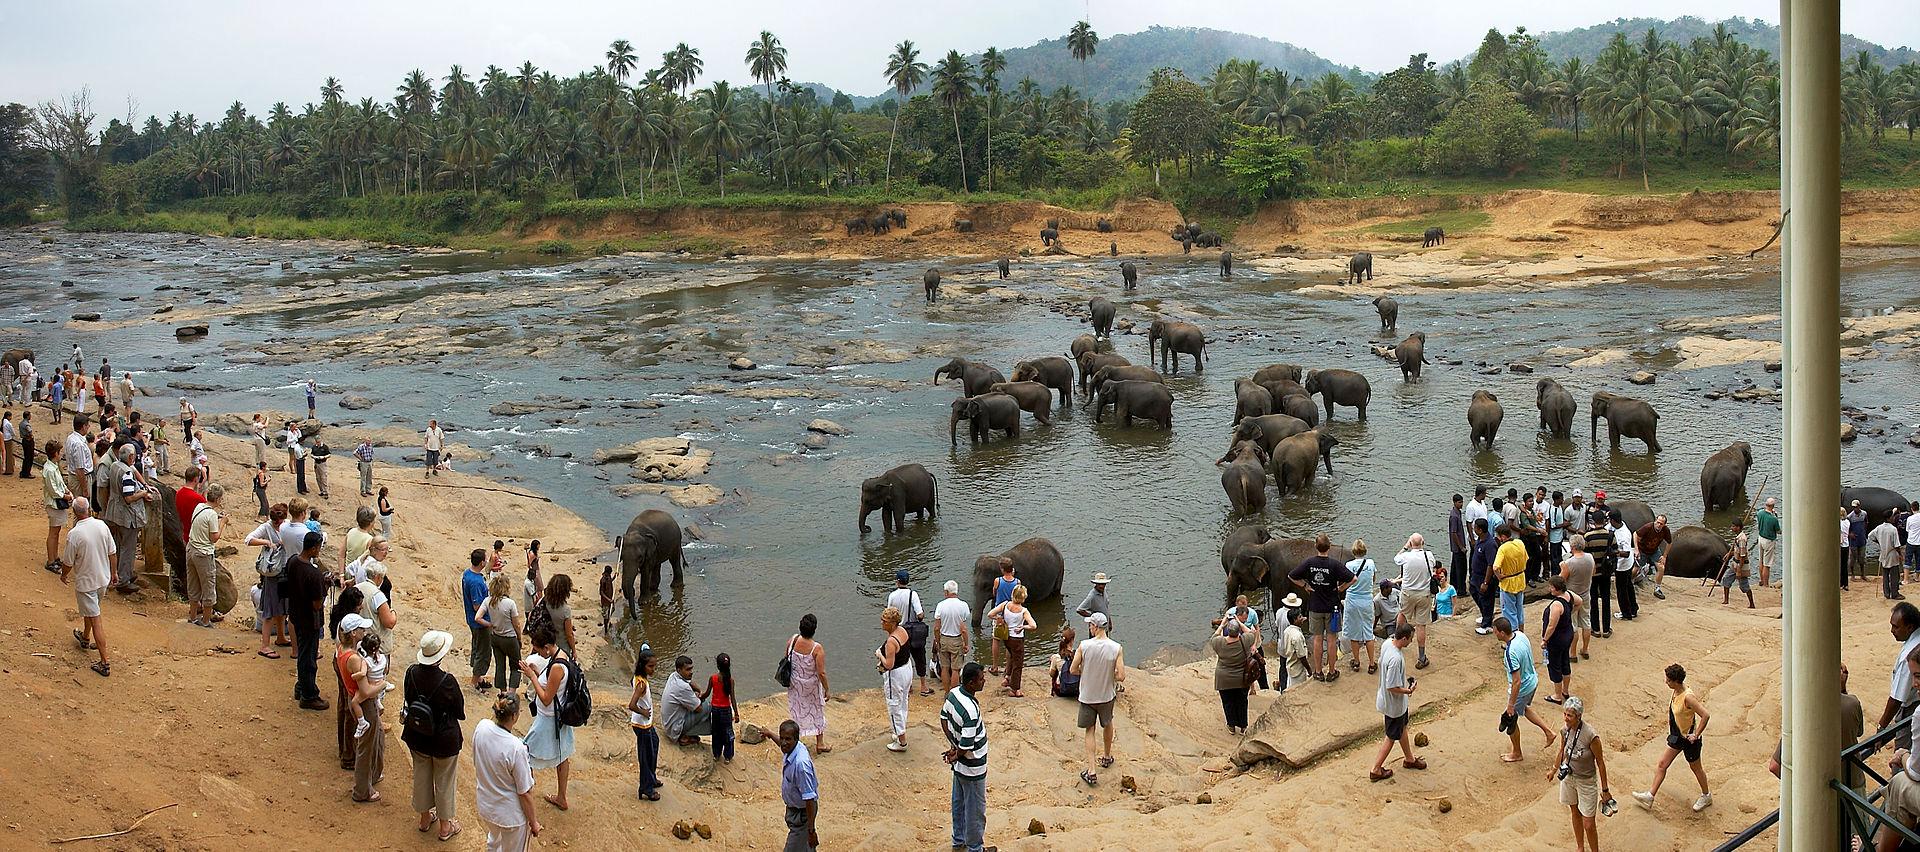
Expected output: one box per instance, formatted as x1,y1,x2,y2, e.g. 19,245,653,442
1468,518,1499,634
778,719,818,851
1496,616,1553,763
462,548,492,691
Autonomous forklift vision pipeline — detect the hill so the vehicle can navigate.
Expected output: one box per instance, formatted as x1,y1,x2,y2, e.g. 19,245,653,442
873,25,1360,105
1527,16,1917,67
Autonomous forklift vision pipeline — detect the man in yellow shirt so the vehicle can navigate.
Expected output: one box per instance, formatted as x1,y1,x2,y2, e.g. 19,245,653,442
1492,524,1531,631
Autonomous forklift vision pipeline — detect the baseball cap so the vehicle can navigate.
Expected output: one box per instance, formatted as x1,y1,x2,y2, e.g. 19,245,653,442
894,569,911,584
1594,490,1607,500
1085,612,1109,627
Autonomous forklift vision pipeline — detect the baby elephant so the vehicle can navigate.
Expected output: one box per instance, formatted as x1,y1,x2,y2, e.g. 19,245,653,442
1468,390,1504,449
996,258,1010,279
1348,252,1374,285
950,394,1022,445
924,268,941,303
1220,441,1269,513
1219,251,1233,279
1423,226,1445,247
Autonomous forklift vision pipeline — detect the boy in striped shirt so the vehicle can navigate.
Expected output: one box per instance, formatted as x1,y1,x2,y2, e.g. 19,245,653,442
942,662,989,852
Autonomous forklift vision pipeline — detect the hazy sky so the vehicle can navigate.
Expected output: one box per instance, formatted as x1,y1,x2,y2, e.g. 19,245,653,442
3,0,1914,122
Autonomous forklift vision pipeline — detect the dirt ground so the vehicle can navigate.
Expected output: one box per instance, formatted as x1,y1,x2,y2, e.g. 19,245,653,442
0,395,1899,850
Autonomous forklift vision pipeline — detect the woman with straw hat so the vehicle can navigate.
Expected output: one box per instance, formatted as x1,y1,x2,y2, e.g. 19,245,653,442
403,630,466,841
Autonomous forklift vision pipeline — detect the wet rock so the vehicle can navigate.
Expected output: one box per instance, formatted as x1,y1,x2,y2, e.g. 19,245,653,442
800,433,831,450
119,295,138,302
1908,431,1920,447
806,419,850,437
167,381,222,393
728,356,756,371
740,722,767,744
280,261,293,271
1115,319,1136,332
1840,422,1857,443
153,305,173,314
672,820,693,840
1628,371,1657,385
594,437,695,466
1508,363,1534,374
174,324,210,338
73,312,102,322
613,483,722,507
164,364,195,372
1476,366,1504,375
335,254,355,262
338,394,376,411
619,399,664,410
488,399,588,416
1764,359,1782,373
1028,819,1046,836
398,264,412,272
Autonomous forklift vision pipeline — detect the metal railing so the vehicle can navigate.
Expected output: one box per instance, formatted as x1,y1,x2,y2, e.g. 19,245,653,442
1713,710,1920,851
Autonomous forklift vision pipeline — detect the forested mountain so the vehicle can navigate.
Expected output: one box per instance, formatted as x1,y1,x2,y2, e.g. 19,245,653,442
1527,16,1916,69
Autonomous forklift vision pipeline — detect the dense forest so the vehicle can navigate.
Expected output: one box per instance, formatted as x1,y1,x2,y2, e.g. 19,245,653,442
5,19,1920,233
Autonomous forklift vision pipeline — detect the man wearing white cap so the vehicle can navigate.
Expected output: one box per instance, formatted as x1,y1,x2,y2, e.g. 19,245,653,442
933,580,972,692
1280,597,1309,691
1755,497,1782,587
1070,612,1123,786
1076,572,1112,630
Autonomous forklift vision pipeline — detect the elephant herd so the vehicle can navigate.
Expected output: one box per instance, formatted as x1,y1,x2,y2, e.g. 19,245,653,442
844,209,907,236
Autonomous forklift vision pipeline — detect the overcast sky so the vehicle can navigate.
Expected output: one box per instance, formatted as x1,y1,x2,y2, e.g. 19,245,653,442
3,0,1914,122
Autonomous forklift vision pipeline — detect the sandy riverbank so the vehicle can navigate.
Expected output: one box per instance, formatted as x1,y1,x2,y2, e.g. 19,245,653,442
0,393,1900,849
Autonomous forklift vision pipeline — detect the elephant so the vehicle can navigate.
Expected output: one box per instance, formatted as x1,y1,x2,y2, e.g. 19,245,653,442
870,214,892,235
1046,218,1061,230
1223,532,1353,606
1096,218,1114,233
1842,486,1911,526
1011,357,1075,409
1271,429,1339,495
844,217,869,236
1251,363,1303,385
1109,241,1118,256
1040,227,1060,246
1305,368,1372,421
1219,251,1233,278
923,268,941,303
996,257,1010,278
1536,378,1576,439
1423,226,1446,247
934,357,1007,398
1233,379,1273,424
1087,364,1164,399
1394,332,1429,380
1199,232,1225,248
1068,334,1111,362
1372,296,1398,332
888,209,907,228
1094,380,1174,428
1090,296,1117,338
1349,252,1374,285
1121,261,1138,291
1147,319,1207,374
1256,378,1306,401
858,463,938,534
986,381,1054,425
1700,441,1753,512
956,218,975,233
1185,223,1204,241
1662,526,1730,579
1181,237,1194,255
971,538,1065,628
1220,441,1269,513
1170,226,1189,242
1077,352,1130,392
1468,390,1504,449
618,509,686,607
949,394,1022,445
1276,392,1321,427
1220,413,1311,462
1591,392,1661,452
1614,499,1654,534
2,349,31,374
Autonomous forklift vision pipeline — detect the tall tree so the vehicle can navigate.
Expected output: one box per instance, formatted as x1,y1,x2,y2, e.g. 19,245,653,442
882,40,926,191
746,31,789,188
606,40,638,85
692,81,741,196
931,50,976,191
1067,21,1099,125
978,47,1005,191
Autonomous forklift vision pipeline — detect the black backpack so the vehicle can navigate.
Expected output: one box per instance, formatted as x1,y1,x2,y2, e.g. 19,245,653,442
401,666,448,741
549,655,592,727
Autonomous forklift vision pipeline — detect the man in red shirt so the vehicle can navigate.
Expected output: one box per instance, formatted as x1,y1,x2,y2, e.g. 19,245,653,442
1638,515,1674,599
175,466,206,537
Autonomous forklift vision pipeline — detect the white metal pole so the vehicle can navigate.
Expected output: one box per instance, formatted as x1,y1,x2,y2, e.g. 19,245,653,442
1783,0,1842,847
1776,0,1795,844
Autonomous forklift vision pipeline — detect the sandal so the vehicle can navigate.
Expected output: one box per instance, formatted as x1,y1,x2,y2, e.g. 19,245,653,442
1367,663,1378,675
352,791,381,803
1327,670,1340,682
437,822,462,842
1544,695,1565,705
73,629,94,650
1369,767,1394,782
639,791,661,801
257,649,280,659
1349,660,1360,672
1098,756,1114,769
419,810,436,832
543,795,568,811
1402,757,1428,770
1080,770,1098,786
91,661,111,677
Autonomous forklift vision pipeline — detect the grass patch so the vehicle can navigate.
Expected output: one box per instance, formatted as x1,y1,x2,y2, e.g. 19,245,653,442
1888,229,1920,246
1363,210,1492,236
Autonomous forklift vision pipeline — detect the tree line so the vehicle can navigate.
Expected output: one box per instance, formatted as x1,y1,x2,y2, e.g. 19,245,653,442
6,20,1918,224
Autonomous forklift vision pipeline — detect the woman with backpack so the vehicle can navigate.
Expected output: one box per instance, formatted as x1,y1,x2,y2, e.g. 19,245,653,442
245,503,292,659
402,630,466,841
518,622,575,811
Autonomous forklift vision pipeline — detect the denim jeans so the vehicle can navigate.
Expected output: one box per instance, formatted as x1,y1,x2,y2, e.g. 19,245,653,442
711,704,735,760
1907,544,1920,576
1499,590,1525,632
950,772,986,851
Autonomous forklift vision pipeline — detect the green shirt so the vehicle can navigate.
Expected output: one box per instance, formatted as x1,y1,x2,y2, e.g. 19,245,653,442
1756,510,1781,541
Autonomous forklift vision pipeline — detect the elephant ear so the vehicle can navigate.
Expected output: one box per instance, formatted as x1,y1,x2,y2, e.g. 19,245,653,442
1245,555,1269,584
889,481,903,505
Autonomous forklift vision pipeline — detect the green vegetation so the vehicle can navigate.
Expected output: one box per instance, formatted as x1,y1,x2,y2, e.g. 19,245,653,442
1363,210,1492,236
6,18,1919,245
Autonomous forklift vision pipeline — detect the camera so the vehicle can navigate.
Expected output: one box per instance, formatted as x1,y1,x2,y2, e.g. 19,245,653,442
1555,763,1572,781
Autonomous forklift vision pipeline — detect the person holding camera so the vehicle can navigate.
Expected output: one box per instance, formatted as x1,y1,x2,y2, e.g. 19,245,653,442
1551,696,1612,852
1368,625,1424,782
1394,534,1440,669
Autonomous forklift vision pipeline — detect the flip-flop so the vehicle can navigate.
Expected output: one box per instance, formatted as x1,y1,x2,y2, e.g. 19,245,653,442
275,639,293,647
352,791,381,803
1545,695,1566,705
543,795,568,811
257,650,280,659
1369,767,1394,782
1501,754,1524,763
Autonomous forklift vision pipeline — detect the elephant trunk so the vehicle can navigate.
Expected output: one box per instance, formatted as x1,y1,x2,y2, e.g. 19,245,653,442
949,412,961,445
1322,450,1335,477
858,501,874,533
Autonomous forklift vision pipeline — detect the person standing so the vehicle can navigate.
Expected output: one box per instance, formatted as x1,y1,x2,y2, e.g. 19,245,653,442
305,379,318,420
777,720,819,852
1907,502,1920,582
377,486,394,539
1609,511,1639,620
1465,486,1491,550
941,662,990,852
1290,534,1356,681
1469,518,1498,634
475,573,524,693
423,419,444,477
1547,491,1571,566
1878,603,1920,732
403,630,466,840
1281,602,1310,691
311,442,331,499
1072,612,1123,786
1632,663,1713,812
1559,538,1595,660
1489,524,1529,631
245,504,292,658
41,438,69,573
933,581,972,692
1368,625,1424,782
116,372,134,412
1342,542,1380,674
876,606,914,751
1850,500,1871,582
1208,618,1252,734
1756,497,1783,587
286,422,308,495
0,359,14,409
1448,494,1469,594
1540,576,1578,705
884,570,932,696
1841,506,1855,591
104,444,154,593
1721,520,1757,608
58,497,114,677
249,414,269,469
708,654,738,763
473,693,541,851
17,412,36,482
985,586,1037,697
1495,616,1554,762
986,558,1018,676
355,438,375,497
1552,697,1612,852
1873,511,1905,601
518,623,574,811
1583,524,1615,640
463,549,493,691
64,416,94,512
783,617,830,754
1394,534,1439,669
628,646,661,801
287,530,331,710
1075,572,1113,628
185,484,224,627
1,410,15,477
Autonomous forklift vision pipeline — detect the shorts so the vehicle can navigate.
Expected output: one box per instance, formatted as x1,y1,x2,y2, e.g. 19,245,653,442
1077,699,1115,729
48,506,69,527
1755,537,1779,568
1308,612,1334,636
1512,686,1536,716
1888,771,1920,830
1667,733,1704,764
75,587,101,618
426,449,441,469
1720,570,1750,591
1571,596,1587,626
1402,592,1434,626
1383,713,1409,740
934,633,969,675
186,550,218,605
1546,642,1572,684
1560,773,1600,817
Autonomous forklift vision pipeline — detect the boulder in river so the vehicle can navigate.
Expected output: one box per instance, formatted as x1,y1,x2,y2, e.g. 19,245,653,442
338,394,377,411
153,305,173,314
488,399,588,416
174,324,210,338
1508,363,1534,374
73,312,101,322
728,356,756,371
1840,422,1858,442
1629,371,1657,385
806,419,850,437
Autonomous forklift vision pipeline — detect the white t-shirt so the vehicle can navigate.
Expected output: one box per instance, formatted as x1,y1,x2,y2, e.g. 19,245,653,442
471,719,533,827
527,652,567,717
425,427,444,451
64,517,116,593
65,431,93,474
1894,633,1920,704
2,419,14,442
934,596,971,637
1464,500,1489,536
188,504,220,556
345,555,384,587
1394,550,1436,595
886,588,924,623
1074,636,1123,705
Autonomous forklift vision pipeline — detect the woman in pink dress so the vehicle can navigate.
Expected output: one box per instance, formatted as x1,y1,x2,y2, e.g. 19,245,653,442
786,613,831,754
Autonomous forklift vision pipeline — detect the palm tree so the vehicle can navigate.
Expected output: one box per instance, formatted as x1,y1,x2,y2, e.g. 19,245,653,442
321,77,344,105
1732,76,1782,153
882,40,927,191
979,47,1005,191
931,50,976,191
1547,57,1595,140
1067,21,1098,125
606,39,638,85
1604,30,1681,190
661,44,702,97
692,81,742,196
746,31,790,187
796,106,854,187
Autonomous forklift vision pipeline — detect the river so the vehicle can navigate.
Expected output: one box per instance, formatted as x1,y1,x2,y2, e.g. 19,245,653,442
4,229,1917,696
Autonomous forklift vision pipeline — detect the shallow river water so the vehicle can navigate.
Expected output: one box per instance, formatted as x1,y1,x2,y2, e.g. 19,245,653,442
4,230,1917,695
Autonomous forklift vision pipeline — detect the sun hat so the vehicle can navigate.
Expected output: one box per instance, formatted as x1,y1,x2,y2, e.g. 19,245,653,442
1281,593,1304,608
1085,612,1109,627
416,630,454,666
1091,572,1112,584
339,613,372,634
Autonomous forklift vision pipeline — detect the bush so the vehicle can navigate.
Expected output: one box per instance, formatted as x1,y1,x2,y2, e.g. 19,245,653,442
1425,83,1540,176
1221,126,1315,201
534,239,573,255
